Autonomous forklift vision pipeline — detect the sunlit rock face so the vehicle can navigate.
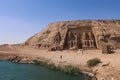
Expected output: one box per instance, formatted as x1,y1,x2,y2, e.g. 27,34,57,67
25,20,120,50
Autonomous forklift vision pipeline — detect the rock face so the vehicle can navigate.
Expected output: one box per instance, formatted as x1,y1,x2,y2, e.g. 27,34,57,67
25,20,120,50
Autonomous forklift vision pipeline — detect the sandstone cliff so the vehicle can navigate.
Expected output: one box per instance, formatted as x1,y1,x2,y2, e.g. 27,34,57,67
25,20,120,50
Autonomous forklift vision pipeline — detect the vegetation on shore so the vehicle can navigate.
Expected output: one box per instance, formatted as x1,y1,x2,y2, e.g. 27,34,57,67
33,60,80,75
87,58,101,67
33,60,97,80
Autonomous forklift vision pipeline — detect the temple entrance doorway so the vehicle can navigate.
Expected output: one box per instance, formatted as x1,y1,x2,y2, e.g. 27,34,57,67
78,42,83,49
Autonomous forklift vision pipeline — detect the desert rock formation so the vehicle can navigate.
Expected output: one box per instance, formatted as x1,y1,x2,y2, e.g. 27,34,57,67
25,20,120,50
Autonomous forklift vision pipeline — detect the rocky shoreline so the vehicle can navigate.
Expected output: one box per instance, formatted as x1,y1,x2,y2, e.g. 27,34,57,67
0,52,32,63
0,52,97,80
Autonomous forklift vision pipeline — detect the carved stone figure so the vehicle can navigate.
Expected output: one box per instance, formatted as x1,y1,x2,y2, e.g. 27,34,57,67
65,27,96,49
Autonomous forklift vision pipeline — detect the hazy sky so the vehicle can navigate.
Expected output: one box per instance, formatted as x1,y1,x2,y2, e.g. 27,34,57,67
0,0,120,44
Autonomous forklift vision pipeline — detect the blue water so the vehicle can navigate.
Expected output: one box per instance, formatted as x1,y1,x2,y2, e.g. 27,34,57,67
0,61,84,80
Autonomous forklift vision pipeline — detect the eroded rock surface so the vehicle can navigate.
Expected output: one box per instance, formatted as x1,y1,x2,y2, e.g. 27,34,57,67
25,20,120,50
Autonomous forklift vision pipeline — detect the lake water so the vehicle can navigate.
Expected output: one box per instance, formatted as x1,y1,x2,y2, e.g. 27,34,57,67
0,61,85,80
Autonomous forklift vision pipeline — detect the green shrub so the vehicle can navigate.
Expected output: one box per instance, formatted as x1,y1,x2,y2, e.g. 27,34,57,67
47,63,57,70
33,60,41,65
33,60,61,70
87,58,101,67
54,65,62,71
33,60,48,66
62,65,80,74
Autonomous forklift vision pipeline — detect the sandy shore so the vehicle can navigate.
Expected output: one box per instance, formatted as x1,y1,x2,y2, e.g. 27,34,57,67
0,45,120,80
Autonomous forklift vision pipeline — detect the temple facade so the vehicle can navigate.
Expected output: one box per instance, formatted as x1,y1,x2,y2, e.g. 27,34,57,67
64,27,96,49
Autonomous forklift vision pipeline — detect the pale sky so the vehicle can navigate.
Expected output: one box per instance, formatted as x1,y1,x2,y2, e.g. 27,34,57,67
0,0,120,44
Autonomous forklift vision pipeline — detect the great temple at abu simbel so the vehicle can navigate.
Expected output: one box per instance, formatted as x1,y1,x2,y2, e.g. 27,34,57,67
25,20,120,51
64,27,96,50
